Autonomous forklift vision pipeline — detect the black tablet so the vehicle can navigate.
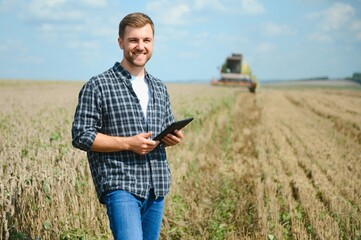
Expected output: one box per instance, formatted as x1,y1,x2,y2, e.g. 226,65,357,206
153,117,194,141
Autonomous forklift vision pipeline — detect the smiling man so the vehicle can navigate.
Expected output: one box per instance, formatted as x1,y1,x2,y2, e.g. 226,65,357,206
71,12,184,240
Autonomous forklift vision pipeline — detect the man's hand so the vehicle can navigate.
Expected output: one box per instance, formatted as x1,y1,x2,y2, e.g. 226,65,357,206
128,132,159,155
90,132,159,154
161,130,184,147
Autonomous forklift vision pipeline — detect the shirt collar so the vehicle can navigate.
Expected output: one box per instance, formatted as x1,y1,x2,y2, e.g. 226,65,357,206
113,62,131,81
113,62,151,83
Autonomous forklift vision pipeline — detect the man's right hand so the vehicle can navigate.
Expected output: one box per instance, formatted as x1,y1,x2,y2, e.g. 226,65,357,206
128,132,159,155
90,132,159,154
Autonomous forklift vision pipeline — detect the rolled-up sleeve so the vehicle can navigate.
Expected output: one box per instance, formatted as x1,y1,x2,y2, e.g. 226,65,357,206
71,80,102,151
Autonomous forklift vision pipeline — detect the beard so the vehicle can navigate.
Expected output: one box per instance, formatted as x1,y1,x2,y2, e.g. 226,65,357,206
124,50,152,68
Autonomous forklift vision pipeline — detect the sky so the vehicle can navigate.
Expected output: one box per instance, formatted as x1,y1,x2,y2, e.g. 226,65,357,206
0,0,360,82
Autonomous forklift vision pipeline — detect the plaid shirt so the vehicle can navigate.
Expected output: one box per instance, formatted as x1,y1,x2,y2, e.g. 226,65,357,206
72,62,175,203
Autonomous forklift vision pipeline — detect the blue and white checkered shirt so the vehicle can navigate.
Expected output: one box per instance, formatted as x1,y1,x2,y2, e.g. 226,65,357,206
71,62,175,203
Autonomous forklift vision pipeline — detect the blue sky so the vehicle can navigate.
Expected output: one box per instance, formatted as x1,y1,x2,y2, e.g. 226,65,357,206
0,0,360,82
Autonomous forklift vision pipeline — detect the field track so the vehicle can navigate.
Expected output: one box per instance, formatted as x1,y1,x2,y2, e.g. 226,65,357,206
253,88,361,239
0,80,360,239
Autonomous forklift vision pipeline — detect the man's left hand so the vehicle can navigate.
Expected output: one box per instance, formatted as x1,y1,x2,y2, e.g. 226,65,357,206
161,130,184,147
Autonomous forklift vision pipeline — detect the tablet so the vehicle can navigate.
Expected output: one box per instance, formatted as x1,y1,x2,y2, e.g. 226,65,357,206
153,117,194,141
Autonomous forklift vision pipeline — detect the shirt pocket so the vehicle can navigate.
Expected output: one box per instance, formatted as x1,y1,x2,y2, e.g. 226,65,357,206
151,92,167,121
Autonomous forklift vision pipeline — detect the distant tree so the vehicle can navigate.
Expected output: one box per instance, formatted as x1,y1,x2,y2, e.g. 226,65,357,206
351,72,361,84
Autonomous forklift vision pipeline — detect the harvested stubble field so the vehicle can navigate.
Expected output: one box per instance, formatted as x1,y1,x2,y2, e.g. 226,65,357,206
0,80,360,239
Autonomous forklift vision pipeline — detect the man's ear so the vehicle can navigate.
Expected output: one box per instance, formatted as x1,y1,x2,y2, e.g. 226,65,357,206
118,37,124,50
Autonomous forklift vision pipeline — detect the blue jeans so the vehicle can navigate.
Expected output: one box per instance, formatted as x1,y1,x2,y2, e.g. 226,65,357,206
103,189,165,240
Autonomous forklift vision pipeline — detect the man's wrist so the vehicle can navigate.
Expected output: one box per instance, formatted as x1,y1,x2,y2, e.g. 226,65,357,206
119,136,133,151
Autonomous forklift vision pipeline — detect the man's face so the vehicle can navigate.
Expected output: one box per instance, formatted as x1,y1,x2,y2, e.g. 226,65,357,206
118,23,154,69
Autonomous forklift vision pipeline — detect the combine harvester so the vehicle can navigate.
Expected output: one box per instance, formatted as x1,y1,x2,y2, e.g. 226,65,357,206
211,53,258,93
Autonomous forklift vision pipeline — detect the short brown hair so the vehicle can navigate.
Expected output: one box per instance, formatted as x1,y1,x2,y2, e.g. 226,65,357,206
118,12,154,39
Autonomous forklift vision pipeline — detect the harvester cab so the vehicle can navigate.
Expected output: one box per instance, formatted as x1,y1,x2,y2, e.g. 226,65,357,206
222,54,242,73
211,53,258,93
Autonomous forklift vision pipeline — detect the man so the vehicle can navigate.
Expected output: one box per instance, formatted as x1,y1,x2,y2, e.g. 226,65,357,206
71,12,184,240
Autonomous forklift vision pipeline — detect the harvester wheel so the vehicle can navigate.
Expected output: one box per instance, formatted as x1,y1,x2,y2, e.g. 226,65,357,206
249,87,256,93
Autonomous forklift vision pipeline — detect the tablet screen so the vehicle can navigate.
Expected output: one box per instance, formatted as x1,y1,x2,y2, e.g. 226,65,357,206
153,117,194,141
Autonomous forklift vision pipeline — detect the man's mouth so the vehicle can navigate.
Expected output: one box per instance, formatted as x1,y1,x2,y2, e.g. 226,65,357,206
133,51,146,56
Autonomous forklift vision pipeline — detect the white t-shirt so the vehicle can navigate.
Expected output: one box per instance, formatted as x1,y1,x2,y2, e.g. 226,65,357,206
130,75,150,118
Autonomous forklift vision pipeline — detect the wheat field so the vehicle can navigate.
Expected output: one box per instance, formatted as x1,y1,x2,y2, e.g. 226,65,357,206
0,80,360,239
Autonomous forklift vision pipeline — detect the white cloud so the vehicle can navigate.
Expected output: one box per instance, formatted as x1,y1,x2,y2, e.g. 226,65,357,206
156,28,190,42
43,0,66,8
240,0,265,15
214,33,248,46
0,39,25,52
189,32,210,48
307,32,332,43
194,0,228,11
178,50,200,59
66,39,99,50
79,0,107,8
307,2,361,42
351,19,361,40
164,3,191,25
36,23,85,42
0,0,17,12
147,0,265,27
26,0,83,21
255,42,276,53
264,22,296,36
146,1,192,26
5,0,119,53
318,2,355,31
19,0,108,22
195,0,265,15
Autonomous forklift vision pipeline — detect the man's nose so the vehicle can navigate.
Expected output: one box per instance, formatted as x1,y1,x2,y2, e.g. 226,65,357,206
136,40,144,50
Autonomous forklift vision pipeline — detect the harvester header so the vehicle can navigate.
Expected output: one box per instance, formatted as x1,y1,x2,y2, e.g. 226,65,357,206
211,53,258,93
